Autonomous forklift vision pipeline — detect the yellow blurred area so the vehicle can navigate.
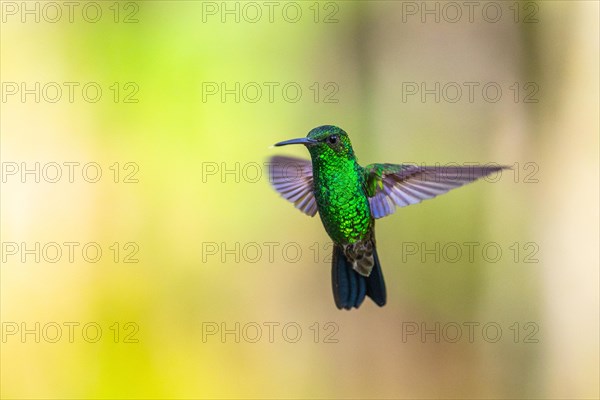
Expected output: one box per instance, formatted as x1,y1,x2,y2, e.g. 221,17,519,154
1,1,598,399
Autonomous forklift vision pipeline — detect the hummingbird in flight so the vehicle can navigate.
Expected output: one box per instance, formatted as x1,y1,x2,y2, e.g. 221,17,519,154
269,125,505,310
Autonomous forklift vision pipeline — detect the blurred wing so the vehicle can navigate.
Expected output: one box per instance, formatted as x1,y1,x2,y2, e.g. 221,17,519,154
268,155,317,217
364,163,506,219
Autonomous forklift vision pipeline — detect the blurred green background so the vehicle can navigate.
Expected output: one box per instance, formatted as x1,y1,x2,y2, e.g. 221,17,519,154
1,1,598,399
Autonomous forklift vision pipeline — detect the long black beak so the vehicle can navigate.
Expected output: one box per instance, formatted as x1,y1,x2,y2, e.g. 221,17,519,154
274,137,317,147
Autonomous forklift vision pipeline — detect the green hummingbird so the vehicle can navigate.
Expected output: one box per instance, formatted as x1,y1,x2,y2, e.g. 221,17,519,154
269,125,505,310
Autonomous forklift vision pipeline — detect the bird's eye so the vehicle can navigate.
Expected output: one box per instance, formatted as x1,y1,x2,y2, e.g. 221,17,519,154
328,135,338,145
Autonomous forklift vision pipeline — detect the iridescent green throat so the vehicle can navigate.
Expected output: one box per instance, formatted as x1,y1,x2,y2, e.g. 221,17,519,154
309,144,372,244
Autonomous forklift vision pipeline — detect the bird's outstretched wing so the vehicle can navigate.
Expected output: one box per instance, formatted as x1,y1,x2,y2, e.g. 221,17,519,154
268,155,317,217
364,163,506,219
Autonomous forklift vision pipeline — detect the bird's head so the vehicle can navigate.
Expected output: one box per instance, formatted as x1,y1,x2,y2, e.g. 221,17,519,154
274,125,355,161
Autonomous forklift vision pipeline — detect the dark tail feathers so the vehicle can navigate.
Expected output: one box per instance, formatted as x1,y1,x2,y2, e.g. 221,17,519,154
331,244,386,310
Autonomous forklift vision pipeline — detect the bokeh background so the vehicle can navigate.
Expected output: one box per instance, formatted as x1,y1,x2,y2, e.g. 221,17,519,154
1,1,598,399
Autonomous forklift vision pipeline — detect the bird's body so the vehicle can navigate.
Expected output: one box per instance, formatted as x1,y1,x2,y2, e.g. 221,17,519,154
270,125,505,310
311,143,371,245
